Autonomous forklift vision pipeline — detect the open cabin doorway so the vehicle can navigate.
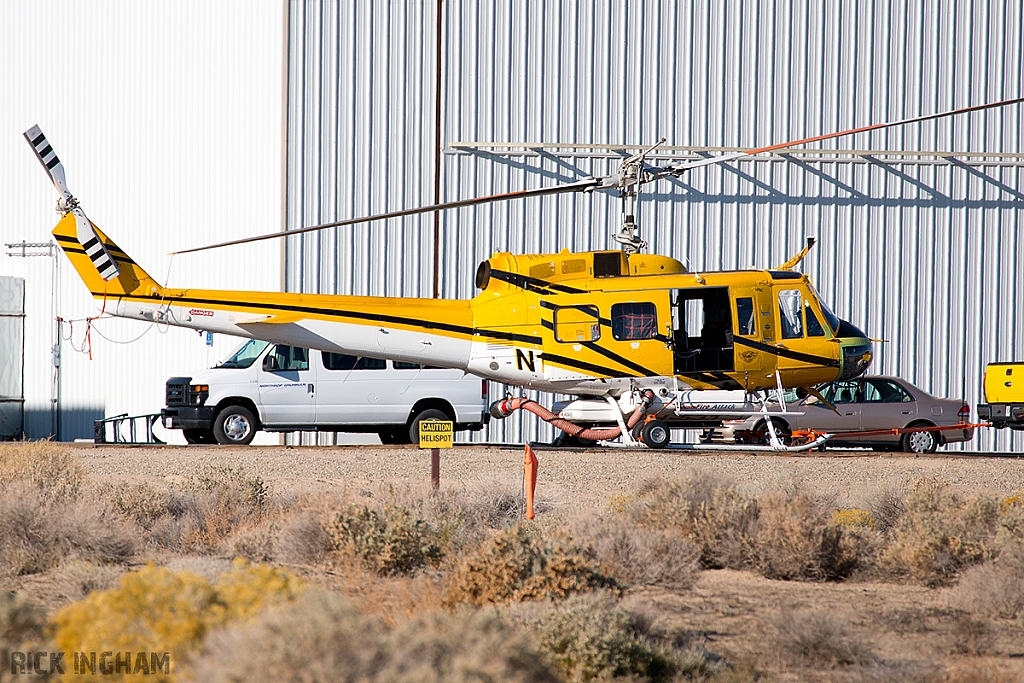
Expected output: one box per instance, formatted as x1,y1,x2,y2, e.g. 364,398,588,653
671,287,735,374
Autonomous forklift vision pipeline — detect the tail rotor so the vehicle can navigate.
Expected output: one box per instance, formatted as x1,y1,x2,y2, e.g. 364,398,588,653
24,125,120,281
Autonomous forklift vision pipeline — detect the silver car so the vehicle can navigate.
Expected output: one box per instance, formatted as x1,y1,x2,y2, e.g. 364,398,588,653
712,376,973,453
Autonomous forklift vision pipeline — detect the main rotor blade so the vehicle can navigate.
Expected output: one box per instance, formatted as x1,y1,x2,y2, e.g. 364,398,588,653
661,95,1024,176
24,125,72,201
172,177,604,255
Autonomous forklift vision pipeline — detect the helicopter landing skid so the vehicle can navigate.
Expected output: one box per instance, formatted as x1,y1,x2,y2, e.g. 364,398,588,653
598,433,832,453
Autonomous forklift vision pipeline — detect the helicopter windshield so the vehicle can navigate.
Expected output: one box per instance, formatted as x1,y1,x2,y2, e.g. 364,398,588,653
807,285,841,334
215,339,270,369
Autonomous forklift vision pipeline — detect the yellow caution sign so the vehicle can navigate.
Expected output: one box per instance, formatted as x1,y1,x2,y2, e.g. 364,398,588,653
419,419,453,448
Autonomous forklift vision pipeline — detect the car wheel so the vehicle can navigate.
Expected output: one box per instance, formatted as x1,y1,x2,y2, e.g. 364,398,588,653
902,426,937,454
756,418,791,446
408,408,450,445
640,420,671,449
213,406,257,445
183,428,215,444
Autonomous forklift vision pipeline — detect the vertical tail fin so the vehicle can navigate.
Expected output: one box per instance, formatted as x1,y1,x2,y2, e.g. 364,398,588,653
52,213,163,298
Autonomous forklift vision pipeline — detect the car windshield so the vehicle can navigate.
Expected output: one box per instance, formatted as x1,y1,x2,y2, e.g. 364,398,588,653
215,339,270,368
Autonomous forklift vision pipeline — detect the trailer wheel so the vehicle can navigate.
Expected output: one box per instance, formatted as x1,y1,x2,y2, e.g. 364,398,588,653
640,420,671,449
213,406,257,445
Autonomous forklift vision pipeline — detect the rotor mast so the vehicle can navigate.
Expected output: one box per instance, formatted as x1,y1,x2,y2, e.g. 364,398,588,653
611,137,665,255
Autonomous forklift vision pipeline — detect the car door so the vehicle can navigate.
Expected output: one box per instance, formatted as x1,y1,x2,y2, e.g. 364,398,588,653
315,353,393,425
856,378,915,446
801,380,863,435
256,345,316,426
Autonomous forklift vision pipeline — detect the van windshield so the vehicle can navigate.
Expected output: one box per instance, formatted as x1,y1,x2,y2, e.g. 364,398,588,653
215,339,270,369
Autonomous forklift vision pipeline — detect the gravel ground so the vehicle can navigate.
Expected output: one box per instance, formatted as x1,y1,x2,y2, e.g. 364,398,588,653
73,443,1024,510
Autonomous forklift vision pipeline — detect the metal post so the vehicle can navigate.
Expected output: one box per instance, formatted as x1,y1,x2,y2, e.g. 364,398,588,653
430,447,440,490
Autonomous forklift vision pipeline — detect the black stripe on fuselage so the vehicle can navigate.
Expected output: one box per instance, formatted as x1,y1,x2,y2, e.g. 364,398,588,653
540,318,656,376
537,351,624,378
92,291,542,347
488,269,587,295
733,336,840,367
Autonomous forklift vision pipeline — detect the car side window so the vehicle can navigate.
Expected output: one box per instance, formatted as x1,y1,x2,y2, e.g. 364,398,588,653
271,345,309,371
828,380,860,404
866,379,912,403
322,352,385,371
394,361,443,370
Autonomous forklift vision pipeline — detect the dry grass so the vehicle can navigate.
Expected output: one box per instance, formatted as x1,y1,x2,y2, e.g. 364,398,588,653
942,548,1024,620
0,440,84,502
0,482,136,577
571,512,700,588
769,608,876,668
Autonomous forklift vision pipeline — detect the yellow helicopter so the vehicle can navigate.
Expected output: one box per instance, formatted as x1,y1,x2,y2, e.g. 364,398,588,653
24,97,1021,449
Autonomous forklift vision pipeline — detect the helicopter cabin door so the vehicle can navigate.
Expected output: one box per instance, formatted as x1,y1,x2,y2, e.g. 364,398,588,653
671,288,735,376
771,283,830,384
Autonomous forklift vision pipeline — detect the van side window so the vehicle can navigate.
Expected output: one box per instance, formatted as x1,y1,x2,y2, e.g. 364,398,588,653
322,353,385,371
611,302,657,341
736,297,755,335
271,345,309,371
393,361,444,370
554,305,601,342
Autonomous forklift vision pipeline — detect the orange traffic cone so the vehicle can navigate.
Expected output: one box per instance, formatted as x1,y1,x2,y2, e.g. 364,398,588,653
524,443,539,520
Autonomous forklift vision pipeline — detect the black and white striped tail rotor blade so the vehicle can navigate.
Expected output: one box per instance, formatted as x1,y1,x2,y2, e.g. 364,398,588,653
24,125,72,203
24,125,121,281
71,207,120,281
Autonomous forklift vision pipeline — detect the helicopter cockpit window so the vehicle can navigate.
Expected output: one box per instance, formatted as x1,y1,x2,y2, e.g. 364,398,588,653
805,302,826,337
269,345,309,371
611,303,657,341
554,305,601,343
736,298,755,335
778,290,803,339
322,353,386,371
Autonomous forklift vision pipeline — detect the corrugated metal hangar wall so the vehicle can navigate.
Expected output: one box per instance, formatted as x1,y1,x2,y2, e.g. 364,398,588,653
3,2,286,443
289,0,1024,451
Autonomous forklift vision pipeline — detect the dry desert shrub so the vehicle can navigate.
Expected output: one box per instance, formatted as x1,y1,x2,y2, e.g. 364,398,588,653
326,503,443,575
571,511,700,588
750,490,866,581
879,479,1001,586
769,608,875,668
102,480,175,530
443,523,620,607
0,440,84,502
51,559,125,602
628,473,759,570
0,591,47,675
274,504,334,564
139,466,273,554
938,661,1024,683
533,592,716,683
0,482,136,576
189,589,560,683
948,612,995,656
942,547,1024,620
51,560,304,682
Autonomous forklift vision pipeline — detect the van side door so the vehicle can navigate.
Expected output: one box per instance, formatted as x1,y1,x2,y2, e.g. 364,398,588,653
256,345,316,426
315,353,395,426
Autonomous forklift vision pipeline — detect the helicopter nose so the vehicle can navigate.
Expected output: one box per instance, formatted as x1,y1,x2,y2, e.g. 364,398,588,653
836,319,873,380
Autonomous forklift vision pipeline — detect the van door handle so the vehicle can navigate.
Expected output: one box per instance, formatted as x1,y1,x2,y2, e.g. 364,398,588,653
901,410,911,414
308,383,314,394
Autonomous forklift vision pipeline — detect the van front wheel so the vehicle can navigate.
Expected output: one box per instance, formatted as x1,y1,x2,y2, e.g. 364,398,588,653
408,409,450,445
213,406,257,445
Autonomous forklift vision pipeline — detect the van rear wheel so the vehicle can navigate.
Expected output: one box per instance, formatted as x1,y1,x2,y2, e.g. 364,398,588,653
408,409,449,445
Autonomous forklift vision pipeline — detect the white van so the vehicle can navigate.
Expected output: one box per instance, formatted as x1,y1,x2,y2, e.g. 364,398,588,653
161,339,490,445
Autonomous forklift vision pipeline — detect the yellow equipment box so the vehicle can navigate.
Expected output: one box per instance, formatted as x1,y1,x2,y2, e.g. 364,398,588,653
979,363,1024,430
984,363,1024,404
